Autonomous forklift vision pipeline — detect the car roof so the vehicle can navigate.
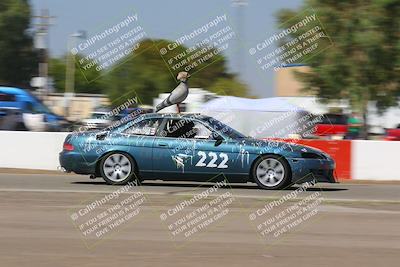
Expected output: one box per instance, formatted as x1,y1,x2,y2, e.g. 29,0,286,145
0,86,28,95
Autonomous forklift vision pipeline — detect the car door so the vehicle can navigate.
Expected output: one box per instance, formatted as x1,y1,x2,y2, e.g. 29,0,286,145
187,119,246,181
113,117,163,178
152,118,195,180
152,117,245,182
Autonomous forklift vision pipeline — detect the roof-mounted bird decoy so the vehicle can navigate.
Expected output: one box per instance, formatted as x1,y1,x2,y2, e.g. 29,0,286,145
156,72,190,113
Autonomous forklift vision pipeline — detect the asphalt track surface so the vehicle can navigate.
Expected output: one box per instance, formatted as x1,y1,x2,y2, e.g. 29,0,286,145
0,172,399,267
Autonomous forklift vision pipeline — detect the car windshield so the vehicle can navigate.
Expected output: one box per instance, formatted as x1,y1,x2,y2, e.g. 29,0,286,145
91,112,108,119
26,91,53,114
319,114,347,125
205,117,246,139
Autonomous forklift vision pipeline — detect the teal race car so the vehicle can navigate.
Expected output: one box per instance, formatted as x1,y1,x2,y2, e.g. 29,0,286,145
59,113,336,190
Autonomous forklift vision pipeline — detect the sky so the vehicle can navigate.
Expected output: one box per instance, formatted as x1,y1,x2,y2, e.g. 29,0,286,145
31,0,303,97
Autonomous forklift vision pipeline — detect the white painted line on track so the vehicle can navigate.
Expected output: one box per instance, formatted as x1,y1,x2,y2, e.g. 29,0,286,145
1,187,400,204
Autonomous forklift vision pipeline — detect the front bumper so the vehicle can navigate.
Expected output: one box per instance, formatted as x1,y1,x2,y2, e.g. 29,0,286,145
288,158,337,184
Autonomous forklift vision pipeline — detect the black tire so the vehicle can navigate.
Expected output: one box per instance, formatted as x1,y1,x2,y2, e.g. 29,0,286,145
99,152,137,185
252,155,291,190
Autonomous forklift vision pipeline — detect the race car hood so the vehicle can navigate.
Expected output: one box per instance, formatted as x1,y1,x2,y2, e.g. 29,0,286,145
237,138,329,159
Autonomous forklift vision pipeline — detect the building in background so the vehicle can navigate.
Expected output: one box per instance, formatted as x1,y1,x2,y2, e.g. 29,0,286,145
275,64,311,97
275,64,400,135
43,93,110,121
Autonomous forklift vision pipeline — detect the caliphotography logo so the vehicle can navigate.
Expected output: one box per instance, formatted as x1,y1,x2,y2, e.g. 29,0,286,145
247,8,333,73
68,180,148,249
155,174,243,248
247,173,326,247
156,8,237,82
71,9,154,83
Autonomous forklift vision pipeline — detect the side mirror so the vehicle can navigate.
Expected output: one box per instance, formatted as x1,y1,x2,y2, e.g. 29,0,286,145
214,135,224,147
96,131,108,140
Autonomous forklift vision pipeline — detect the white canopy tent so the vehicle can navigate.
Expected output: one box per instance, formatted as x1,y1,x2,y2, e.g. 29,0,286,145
201,96,315,138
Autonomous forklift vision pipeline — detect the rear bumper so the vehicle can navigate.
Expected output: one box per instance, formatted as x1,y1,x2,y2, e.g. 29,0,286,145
59,151,96,175
288,158,337,184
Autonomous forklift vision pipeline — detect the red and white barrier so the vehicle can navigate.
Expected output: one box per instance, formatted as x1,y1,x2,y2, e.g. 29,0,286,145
352,140,400,180
275,139,400,181
0,131,68,170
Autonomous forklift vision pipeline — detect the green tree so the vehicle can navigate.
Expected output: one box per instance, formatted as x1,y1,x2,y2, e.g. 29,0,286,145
49,56,107,94
277,0,400,138
209,76,248,97
106,39,249,105
0,0,38,87
105,40,175,105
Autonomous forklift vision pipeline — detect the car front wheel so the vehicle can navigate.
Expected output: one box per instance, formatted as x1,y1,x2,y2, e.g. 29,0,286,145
100,152,136,185
252,155,291,190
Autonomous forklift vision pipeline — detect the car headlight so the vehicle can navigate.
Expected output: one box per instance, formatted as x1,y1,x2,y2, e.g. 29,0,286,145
301,152,326,159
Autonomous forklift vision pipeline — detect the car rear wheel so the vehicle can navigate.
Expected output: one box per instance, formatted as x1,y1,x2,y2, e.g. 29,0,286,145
100,152,136,185
252,155,291,190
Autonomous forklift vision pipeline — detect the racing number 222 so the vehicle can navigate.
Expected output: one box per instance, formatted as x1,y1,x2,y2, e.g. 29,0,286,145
195,151,228,169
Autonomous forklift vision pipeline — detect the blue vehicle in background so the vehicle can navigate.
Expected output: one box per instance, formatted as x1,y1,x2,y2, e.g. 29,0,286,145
60,113,336,190
0,86,68,131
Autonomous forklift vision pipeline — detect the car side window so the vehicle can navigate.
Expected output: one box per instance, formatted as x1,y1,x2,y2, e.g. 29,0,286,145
25,101,34,113
0,93,16,101
123,118,162,136
163,119,213,139
192,121,213,139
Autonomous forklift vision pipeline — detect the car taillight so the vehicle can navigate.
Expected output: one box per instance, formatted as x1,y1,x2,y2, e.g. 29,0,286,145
63,143,74,151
